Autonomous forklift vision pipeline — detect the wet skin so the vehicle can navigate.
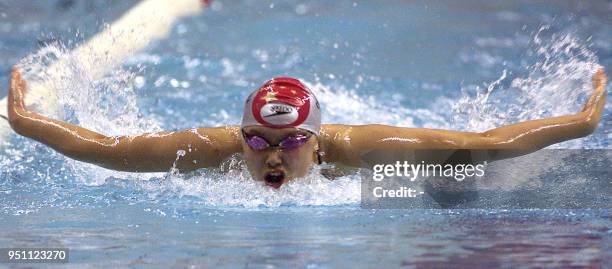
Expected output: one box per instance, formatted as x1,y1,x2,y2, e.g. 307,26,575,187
7,66,608,188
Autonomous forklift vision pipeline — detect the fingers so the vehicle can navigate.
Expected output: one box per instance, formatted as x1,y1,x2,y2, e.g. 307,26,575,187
9,65,27,92
12,65,23,85
11,65,20,86
9,65,27,109
593,68,607,90
10,67,18,94
581,69,607,113
18,72,27,91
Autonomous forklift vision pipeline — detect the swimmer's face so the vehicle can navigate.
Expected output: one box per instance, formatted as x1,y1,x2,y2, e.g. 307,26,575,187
241,126,319,188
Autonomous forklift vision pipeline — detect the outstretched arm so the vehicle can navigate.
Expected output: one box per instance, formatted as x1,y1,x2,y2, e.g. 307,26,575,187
320,69,607,167
7,66,242,172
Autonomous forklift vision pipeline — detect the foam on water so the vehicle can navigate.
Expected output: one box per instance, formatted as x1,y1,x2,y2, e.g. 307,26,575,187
1,25,606,209
136,159,361,208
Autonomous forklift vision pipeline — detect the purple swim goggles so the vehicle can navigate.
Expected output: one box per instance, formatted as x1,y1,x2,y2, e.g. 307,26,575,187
243,132,311,151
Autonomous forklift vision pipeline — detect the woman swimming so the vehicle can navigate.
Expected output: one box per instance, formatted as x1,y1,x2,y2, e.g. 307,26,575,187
6,66,607,188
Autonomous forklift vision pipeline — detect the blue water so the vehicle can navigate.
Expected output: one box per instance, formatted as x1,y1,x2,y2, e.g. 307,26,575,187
1,0,611,268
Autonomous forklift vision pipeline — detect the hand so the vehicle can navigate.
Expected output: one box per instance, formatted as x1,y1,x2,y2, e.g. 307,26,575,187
581,68,607,113
9,65,27,110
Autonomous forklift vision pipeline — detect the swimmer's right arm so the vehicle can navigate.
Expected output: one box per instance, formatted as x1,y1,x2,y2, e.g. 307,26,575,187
7,66,242,172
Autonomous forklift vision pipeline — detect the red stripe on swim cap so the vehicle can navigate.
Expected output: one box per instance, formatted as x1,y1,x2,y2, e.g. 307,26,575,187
251,77,311,128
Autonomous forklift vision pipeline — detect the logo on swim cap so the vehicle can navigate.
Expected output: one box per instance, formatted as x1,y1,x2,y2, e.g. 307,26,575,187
259,103,299,125
241,77,321,135
251,79,311,128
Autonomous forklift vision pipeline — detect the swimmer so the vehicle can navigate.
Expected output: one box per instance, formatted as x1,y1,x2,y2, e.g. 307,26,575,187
6,66,607,188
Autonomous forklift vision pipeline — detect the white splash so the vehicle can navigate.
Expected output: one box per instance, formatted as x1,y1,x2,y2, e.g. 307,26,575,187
19,43,162,136
453,27,602,147
134,158,362,208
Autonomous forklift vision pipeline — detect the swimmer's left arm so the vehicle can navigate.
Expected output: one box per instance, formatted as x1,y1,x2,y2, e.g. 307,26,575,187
321,69,607,167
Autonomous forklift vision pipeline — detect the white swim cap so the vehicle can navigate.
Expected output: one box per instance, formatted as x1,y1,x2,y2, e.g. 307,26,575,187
241,77,321,135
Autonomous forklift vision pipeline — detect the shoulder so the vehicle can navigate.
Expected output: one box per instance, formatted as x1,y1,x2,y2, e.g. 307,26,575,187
319,124,382,165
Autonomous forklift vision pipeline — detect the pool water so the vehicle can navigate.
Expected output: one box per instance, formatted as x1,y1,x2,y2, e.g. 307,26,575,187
1,0,611,268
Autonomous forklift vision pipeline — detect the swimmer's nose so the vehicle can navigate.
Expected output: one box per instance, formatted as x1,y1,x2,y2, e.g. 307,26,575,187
265,150,283,168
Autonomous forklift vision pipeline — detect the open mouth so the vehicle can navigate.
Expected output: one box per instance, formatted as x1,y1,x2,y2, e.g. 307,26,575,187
264,171,286,189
